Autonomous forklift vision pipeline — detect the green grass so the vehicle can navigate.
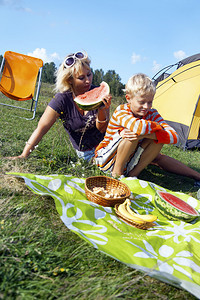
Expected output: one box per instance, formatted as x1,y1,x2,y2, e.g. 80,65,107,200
0,83,199,299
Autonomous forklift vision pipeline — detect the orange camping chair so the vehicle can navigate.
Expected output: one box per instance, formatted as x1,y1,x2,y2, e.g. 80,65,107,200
0,51,43,120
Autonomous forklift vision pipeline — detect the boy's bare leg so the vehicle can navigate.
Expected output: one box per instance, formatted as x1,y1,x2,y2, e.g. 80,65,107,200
152,153,200,181
128,140,163,177
112,139,138,177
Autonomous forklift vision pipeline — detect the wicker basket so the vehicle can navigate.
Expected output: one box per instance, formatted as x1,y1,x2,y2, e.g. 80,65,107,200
85,176,131,207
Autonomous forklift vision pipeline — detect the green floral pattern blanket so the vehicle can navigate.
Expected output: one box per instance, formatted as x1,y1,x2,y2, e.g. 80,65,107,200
9,173,200,298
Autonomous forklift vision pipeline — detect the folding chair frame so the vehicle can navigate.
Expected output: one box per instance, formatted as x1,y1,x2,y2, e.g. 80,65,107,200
0,52,43,120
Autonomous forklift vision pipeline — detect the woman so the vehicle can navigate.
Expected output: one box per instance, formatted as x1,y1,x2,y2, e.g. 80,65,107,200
8,51,111,162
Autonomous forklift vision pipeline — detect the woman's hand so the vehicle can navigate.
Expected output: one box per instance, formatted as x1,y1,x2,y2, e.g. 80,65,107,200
99,94,112,110
4,106,59,160
4,155,26,160
96,94,112,133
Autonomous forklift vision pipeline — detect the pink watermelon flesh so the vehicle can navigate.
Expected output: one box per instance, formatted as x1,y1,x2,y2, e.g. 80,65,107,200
74,81,109,106
159,191,198,215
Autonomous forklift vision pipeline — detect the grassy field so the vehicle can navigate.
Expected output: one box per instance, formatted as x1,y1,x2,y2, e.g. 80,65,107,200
0,83,200,299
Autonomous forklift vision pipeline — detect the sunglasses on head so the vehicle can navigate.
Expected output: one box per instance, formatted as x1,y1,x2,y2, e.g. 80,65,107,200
64,52,86,68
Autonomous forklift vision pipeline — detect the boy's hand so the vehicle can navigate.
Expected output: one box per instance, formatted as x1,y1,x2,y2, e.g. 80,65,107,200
120,129,139,141
120,129,157,141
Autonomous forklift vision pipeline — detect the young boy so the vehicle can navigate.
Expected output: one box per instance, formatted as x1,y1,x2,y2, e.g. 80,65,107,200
95,73,179,178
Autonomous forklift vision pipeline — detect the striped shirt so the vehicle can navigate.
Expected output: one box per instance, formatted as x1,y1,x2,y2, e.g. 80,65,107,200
95,103,179,155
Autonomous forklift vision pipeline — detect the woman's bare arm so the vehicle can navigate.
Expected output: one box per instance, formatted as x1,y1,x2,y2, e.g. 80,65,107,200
6,106,60,159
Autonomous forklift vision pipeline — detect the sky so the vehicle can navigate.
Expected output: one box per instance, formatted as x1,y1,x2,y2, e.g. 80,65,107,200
1,0,200,84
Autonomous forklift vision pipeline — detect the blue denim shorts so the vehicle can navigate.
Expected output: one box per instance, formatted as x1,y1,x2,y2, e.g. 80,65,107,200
75,148,95,162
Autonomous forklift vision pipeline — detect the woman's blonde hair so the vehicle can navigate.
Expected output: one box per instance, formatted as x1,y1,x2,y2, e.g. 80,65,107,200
125,73,156,97
54,51,91,93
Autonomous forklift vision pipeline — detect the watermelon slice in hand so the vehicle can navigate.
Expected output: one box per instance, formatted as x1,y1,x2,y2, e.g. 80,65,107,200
155,190,199,222
74,81,110,111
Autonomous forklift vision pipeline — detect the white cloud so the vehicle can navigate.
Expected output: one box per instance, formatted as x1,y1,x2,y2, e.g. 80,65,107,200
51,52,60,60
152,60,162,73
27,48,61,64
0,0,16,5
131,52,141,64
0,0,32,12
174,50,187,61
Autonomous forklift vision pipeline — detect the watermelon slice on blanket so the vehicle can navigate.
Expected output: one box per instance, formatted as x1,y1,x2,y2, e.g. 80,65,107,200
74,81,110,111
155,190,199,222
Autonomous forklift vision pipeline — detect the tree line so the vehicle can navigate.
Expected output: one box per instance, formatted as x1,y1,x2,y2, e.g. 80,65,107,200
0,55,125,97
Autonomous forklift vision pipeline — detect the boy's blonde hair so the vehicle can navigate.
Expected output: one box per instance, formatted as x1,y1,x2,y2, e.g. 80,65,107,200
54,51,91,93
125,73,156,97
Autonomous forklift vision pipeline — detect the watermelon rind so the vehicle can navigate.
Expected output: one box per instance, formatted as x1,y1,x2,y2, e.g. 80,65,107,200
74,81,109,111
154,190,199,222
76,101,103,111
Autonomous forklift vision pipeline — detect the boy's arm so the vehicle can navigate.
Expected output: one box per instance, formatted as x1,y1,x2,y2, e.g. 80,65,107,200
115,106,178,145
114,106,163,138
149,109,179,144
120,129,157,141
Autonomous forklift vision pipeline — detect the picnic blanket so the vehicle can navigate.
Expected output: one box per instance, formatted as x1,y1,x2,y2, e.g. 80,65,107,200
9,172,200,298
